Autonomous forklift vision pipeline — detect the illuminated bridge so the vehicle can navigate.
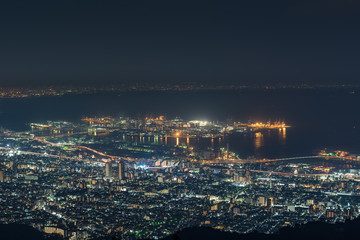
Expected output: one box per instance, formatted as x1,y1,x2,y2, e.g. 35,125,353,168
260,155,324,162
263,155,360,163
205,155,360,164
70,145,139,162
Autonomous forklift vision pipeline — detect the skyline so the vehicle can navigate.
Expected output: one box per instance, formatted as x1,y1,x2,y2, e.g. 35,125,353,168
1,1,360,86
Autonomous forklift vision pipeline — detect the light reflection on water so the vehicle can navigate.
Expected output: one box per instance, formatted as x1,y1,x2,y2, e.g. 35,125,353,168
254,132,264,150
1,90,360,157
122,128,289,159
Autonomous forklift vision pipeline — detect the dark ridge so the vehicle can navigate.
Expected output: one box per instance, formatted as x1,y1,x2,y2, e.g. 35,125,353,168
2,218,360,240
0,224,61,240
160,218,360,240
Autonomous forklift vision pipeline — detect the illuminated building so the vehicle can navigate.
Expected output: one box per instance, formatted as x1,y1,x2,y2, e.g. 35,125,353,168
258,196,266,206
267,197,274,208
245,170,251,183
307,199,314,205
44,226,65,238
326,210,335,219
211,205,218,211
0,170,3,182
105,162,112,178
346,208,352,217
234,173,247,183
233,174,241,182
118,161,125,180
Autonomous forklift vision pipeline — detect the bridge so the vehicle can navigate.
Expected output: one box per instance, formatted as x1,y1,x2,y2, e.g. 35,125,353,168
70,145,140,162
203,155,360,164
238,169,330,176
261,155,360,163
260,155,324,162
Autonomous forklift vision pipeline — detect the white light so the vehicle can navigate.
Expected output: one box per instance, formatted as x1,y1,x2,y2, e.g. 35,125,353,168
139,165,148,170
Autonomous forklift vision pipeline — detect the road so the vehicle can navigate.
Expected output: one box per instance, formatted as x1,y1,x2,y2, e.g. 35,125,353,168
0,146,104,164
70,145,139,162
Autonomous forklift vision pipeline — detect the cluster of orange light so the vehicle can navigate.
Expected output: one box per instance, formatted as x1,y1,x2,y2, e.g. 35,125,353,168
313,166,333,173
245,121,289,129
145,116,166,121
30,123,52,128
81,117,114,125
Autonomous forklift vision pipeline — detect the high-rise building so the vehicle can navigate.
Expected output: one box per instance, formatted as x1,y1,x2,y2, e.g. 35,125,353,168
118,161,125,180
258,196,266,206
346,208,352,217
105,162,112,178
307,199,315,206
245,170,251,183
0,170,4,182
326,210,335,218
233,174,246,183
267,197,274,208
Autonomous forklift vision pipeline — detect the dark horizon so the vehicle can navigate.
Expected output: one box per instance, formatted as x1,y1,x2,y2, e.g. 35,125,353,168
1,0,360,87
1,81,360,89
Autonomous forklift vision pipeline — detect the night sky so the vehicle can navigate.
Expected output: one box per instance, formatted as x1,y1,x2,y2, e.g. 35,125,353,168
1,0,360,86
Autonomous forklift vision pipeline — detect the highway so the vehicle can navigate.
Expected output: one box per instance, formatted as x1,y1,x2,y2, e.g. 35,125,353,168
238,168,330,176
206,165,331,176
0,146,105,164
70,145,140,162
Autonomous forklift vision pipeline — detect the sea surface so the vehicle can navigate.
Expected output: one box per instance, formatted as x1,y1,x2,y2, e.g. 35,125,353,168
0,89,359,159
